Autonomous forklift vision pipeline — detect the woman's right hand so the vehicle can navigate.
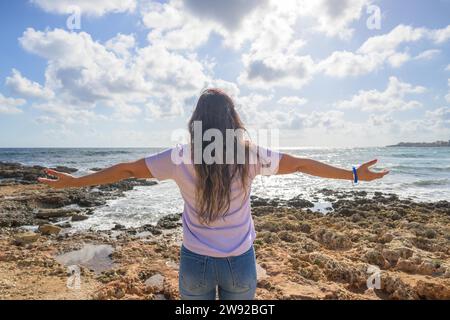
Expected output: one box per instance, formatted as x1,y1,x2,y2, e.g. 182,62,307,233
357,159,390,181
38,168,76,189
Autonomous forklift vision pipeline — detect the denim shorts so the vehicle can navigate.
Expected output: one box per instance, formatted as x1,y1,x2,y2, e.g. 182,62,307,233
179,244,257,300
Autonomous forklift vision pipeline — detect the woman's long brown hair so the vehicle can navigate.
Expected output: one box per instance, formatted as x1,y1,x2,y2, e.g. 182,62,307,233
188,88,250,224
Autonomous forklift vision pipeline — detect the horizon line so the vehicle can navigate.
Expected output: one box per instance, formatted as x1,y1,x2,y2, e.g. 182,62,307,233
0,145,392,149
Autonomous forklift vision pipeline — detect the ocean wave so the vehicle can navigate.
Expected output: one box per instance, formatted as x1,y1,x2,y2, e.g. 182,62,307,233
408,179,450,187
81,150,132,156
389,153,428,159
392,165,450,172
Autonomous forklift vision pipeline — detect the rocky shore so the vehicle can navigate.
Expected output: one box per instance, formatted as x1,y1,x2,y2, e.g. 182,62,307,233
0,162,449,300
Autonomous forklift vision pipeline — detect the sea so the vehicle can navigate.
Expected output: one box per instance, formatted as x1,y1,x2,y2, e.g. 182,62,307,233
1,147,449,230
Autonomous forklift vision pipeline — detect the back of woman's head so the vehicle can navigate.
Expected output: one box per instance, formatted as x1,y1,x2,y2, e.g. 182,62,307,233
188,88,250,224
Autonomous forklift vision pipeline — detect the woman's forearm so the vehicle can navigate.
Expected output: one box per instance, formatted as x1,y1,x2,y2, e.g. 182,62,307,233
70,163,134,188
299,159,353,180
278,153,388,181
39,159,152,189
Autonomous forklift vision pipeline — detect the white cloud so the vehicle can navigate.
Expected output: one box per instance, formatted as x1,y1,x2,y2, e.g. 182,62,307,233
139,0,372,88
446,64,450,71
142,1,213,50
105,34,136,59
414,49,441,61
0,94,26,114
18,28,214,123
30,0,136,16
277,96,308,106
319,24,450,77
202,79,241,99
239,54,315,89
445,79,450,103
425,107,450,126
317,50,382,77
310,0,369,39
33,101,103,124
358,25,427,55
5,69,54,99
388,52,411,68
234,92,346,133
429,25,450,44
183,0,266,31
336,76,426,112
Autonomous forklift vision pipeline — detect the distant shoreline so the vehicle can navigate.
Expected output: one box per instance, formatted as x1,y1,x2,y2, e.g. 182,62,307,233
387,140,450,147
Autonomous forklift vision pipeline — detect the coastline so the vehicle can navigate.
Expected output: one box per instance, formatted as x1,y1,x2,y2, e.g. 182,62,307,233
0,162,449,299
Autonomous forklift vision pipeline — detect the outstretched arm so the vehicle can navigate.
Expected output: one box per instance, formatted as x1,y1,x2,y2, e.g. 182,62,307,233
277,154,389,181
38,159,153,189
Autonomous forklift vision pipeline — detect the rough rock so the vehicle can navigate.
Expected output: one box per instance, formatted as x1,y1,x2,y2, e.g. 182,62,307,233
14,232,40,245
38,224,62,235
144,273,165,292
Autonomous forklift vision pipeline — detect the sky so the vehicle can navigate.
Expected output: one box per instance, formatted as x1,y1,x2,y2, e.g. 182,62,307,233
0,0,449,148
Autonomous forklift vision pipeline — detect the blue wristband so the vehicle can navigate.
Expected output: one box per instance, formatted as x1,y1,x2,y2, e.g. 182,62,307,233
352,166,358,184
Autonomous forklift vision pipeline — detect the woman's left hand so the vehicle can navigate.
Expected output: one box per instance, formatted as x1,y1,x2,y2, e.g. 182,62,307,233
357,159,389,181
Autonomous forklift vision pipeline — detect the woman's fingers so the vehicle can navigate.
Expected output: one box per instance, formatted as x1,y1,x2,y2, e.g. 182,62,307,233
44,168,64,178
370,169,390,180
38,177,64,189
38,177,57,185
362,159,377,168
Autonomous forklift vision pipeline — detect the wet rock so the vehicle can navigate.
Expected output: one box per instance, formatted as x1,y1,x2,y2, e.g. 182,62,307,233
318,188,335,196
50,166,78,174
157,214,181,229
251,196,270,207
141,224,163,235
71,214,89,221
286,196,314,209
75,195,106,208
35,208,81,219
57,222,72,228
0,162,45,183
113,224,126,230
38,224,62,235
98,178,157,193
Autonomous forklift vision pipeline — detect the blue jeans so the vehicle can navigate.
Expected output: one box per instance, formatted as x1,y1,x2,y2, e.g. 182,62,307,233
179,244,257,300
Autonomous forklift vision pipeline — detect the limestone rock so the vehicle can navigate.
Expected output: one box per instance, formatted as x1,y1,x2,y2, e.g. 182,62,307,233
38,224,62,235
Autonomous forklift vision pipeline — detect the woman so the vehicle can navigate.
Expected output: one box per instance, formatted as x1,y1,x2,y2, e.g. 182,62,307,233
39,88,389,300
